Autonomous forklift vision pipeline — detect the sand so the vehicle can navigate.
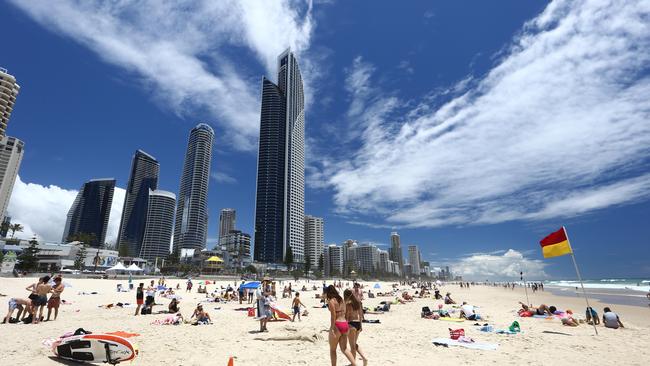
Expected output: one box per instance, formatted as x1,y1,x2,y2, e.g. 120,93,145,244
1,277,649,365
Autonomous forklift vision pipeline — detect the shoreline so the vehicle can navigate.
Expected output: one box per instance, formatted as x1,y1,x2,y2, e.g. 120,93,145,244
545,285,650,308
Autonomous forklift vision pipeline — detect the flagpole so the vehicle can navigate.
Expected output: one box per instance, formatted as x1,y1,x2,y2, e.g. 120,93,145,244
563,226,598,335
521,271,531,306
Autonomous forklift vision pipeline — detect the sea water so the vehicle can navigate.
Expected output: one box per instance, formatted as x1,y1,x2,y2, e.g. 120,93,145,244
545,278,650,293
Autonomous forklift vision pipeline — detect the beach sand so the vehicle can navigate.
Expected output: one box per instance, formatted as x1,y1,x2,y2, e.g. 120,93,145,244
1,277,649,365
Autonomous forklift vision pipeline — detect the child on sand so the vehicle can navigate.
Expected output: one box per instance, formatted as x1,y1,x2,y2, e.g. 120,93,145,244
292,292,305,322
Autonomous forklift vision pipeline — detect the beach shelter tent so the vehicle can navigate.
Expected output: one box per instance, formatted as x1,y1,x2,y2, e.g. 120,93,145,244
127,263,143,272
374,283,381,289
240,281,261,290
204,256,224,273
106,262,128,272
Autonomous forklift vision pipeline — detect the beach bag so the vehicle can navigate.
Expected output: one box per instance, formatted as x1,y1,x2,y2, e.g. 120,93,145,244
449,328,465,340
509,321,521,333
421,306,432,317
247,308,255,317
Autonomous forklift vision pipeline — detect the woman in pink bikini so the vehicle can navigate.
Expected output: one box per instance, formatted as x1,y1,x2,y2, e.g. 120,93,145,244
325,285,356,366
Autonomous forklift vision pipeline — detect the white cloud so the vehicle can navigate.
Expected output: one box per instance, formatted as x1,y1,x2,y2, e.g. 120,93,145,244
211,172,237,184
7,176,125,245
9,0,314,151
324,0,650,228
454,249,547,280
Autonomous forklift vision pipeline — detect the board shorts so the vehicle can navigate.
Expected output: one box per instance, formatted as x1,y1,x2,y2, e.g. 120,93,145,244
136,297,144,305
8,298,19,311
33,295,47,306
293,306,300,315
47,296,61,309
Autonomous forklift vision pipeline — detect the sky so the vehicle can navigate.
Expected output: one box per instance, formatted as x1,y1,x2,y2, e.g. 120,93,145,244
2,0,649,280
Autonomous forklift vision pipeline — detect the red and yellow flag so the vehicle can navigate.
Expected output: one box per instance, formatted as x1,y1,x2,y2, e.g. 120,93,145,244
540,227,573,258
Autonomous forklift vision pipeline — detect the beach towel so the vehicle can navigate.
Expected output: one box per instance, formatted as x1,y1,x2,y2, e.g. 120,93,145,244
440,317,464,322
495,329,518,334
431,338,498,350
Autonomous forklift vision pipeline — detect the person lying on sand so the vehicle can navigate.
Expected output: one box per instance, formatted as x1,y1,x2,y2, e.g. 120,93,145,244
519,302,555,316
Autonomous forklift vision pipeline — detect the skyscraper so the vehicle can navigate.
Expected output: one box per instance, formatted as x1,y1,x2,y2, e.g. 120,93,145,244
0,67,20,137
117,150,159,257
62,178,115,247
408,245,421,276
304,215,324,269
221,229,251,269
139,189,176,261
0,68,24,222
173,123,214,253
218,208,236,244
389,232,404,274
254,49,305,265
0,136,23,221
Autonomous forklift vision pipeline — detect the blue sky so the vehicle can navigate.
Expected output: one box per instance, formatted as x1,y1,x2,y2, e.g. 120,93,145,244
2,1,649,280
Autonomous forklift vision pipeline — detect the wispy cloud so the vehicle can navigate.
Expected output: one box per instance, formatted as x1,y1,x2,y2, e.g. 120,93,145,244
321,0,650,228
10,0,314,151
211,171,237,184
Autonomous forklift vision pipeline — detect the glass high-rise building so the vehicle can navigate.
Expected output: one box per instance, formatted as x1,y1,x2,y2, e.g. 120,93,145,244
173,123,214,253
390,231,404,275
62,178,115,247
218,208,236,244
254,49,305,264
117,150,159,257
140,189,176,261
0,136,24,222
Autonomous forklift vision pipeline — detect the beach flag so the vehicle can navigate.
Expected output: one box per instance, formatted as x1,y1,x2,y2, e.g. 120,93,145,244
539,227,573,258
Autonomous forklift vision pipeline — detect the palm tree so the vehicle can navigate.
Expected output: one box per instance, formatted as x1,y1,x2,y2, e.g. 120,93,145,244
9,223,24,238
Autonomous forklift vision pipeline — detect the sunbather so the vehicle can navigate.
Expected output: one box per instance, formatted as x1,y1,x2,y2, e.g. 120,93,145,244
444,293,456,305
519,302,553,316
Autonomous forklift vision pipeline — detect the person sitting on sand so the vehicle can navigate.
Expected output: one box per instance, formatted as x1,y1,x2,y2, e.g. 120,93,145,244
3,298,31,323
434,288,442,300
460,302,479,320
561,310,579,327
46,276,64,321
602,307,624,329
585,307,600,325
168,298,180,313
292,292,306,322
191,304,211,324
444,292,456,305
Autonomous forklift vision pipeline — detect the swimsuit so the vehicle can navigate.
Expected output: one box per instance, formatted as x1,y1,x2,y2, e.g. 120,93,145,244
34,295,47,306
8,298,18,311
293,306,300,315
348,321,362,331
335,321,349,334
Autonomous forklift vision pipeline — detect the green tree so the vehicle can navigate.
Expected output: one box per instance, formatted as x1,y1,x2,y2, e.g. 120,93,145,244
245,264,257,274
0,220,10,237
17,237,40,272
118,242,129,257
284,246,293,270
9,223,24,238
304,253,311,276
74,244,88,270
318,253,324,271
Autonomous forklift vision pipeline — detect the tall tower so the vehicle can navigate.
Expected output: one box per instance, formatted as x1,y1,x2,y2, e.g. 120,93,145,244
390,232,404,274
0,68,24,222
117,150,159,257
140,189,176,261
0,136,23,221
173,123,214,253
254,49,305,264
0,67,20,136
62,178,115,247
218,208,236,243
304,215,324,269
408,245,421,276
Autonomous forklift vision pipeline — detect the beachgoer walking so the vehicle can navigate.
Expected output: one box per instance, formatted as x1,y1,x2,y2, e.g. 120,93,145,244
292,292,305,322
186,278,193,292
344,289,368,366
46,276,64,321
135,283,144,316
325,285,356,366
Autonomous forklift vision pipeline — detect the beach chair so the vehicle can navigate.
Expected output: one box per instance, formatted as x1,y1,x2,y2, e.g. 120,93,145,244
421,306,433,318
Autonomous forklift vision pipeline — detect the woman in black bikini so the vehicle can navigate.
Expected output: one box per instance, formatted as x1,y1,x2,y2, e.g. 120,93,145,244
344,289,368,366
325,285,355,366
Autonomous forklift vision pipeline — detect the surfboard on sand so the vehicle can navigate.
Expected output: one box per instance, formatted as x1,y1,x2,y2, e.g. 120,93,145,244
53,334,137,364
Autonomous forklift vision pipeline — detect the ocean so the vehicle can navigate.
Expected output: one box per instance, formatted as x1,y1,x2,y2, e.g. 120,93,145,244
545,278,650,293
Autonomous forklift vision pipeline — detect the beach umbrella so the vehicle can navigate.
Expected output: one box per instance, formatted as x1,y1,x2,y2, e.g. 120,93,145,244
106,262,128,272
374,283,381,289
240,281,261,289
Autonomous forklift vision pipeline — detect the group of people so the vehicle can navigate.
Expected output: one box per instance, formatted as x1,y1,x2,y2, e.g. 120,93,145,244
324,283,368,366
519,302,625,329
3,275,65,324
